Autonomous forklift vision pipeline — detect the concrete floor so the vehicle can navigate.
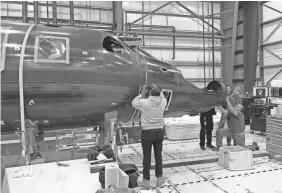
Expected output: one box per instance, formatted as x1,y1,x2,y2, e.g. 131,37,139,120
138,156,282,193
3,156,282,193
2,114,281,193
117,124,267,169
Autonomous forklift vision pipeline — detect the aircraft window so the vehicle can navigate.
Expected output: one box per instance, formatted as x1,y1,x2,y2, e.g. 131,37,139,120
34,35,70,64
103,36,125,53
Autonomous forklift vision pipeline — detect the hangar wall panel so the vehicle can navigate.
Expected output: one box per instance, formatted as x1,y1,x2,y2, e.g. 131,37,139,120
235,38,243,52
1,1,114,26
261,2,282,84
262,1,282,22
142,37,221,47
123,1,222,85
263,44,282,66
178,66,221,79
233,68,244,80
263,20,282,42
143,49,221,63
235,53,243,66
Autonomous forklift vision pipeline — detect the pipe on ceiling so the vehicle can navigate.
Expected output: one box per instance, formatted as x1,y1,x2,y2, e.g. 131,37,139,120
116,30,223,39
22,1,27,23
34,1,39,24
69,1,74,27
52,1,57,25
211,2,215,81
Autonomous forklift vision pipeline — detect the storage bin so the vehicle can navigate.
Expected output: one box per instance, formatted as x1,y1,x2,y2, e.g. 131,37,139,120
164,123,192,141
218,146,254,171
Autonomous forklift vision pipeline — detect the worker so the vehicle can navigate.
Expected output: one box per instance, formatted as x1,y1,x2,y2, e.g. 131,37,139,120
213,96,245,151
229,86,242,107
218,85,232,146
225,86,243,145
25,119,43,159
199,108,216,150
132,84,167,189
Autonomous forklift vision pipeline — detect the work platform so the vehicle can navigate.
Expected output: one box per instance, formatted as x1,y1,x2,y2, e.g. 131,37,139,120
1,114,281,193
1,120,268,167
1,124,268,168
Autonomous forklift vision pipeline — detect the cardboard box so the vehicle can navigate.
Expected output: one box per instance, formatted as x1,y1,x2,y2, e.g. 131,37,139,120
218,146,254,171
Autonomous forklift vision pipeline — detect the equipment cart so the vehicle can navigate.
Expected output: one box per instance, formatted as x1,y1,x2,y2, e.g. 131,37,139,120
250,103,276,134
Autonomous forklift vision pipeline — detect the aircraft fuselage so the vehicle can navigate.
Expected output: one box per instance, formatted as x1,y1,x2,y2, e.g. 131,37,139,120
1,22,226,133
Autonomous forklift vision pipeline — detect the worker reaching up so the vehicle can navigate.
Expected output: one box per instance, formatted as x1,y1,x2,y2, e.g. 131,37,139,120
229,86,242,107
132,84,167,189
218,86,242,146
214,95,245,151
218,85,232,145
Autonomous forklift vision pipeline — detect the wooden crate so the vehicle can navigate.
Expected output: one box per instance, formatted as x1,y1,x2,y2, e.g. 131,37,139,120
266,116,282,158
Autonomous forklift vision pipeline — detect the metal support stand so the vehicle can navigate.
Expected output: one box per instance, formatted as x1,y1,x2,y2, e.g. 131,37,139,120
56,126,100,160
103,111,119,161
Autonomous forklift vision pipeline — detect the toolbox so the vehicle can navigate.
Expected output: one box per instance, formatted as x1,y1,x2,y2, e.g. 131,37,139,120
266,116,282,159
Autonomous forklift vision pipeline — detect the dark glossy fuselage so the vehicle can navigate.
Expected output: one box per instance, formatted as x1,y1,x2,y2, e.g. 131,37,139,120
1,22,226,133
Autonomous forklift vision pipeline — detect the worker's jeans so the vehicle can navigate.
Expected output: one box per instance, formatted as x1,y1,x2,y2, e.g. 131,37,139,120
218,113,232,145
199,124,213,147
141,128,164,181
216,128,245,147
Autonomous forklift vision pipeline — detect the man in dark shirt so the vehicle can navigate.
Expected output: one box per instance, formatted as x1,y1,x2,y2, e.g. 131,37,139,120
213,96,245,151
199,108,216,150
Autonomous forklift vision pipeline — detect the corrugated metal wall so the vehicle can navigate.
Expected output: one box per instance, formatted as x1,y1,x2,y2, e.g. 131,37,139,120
1,1,222,88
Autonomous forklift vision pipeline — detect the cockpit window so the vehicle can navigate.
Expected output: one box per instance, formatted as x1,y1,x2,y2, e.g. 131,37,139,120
103,36,125,53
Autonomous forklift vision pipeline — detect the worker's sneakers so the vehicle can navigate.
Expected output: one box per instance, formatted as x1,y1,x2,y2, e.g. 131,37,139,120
212,147,220,151
206,144,215,149
246,142,260,151
200,146,206,151
157,176,167,187
253,142,260,150
138,179,156,189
